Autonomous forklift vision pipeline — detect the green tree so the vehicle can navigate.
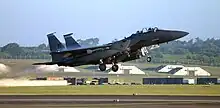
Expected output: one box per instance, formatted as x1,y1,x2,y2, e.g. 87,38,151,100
38,43,47,50
154,52,163,58
77,38,99,47
1,43,24,57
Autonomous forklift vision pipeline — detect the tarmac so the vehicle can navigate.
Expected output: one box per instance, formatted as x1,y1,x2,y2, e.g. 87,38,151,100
0,95,220,108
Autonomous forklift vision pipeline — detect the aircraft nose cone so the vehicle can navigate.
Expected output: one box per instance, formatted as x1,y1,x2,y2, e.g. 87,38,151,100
171,31,189,39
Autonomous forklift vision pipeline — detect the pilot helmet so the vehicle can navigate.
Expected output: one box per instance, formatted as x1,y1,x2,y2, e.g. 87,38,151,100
148,28,153,31
153,27,158,32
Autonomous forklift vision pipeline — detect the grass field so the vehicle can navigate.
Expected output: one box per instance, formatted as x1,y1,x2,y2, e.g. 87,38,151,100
0,85,220,96
163,54,185,60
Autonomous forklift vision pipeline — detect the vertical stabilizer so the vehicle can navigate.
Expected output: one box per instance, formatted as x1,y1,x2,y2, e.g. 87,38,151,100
63,33,81,49
47,32,65,52
47,32,65,62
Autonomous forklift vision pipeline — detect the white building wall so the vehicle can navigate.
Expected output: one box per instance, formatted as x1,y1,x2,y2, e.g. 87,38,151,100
122,66,145,74
174,67,211,76
183,79,196,84
107,64,145,75
218,79,220,84
194,67,211,76
174,68,189,75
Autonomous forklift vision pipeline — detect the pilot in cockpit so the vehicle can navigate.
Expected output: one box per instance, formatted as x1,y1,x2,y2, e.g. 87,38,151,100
153,27,158,32
147,27,158,32
148,28,153,32
137,27,159,34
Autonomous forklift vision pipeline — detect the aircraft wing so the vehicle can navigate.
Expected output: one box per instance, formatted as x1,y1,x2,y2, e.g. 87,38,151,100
51,44,112,56
33,39,131,66
51,39,131,57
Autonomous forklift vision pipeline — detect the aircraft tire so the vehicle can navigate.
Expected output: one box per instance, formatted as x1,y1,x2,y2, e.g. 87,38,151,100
99,64,106,71
112,64,119,72
147,57,151,62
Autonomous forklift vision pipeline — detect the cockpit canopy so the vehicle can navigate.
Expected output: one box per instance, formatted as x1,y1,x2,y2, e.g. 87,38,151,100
136,27,159,34
126,27,159,39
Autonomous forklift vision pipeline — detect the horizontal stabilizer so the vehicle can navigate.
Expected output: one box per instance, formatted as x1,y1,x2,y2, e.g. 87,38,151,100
32,62,61,65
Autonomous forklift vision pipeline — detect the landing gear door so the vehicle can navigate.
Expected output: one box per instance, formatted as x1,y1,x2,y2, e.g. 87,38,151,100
149,44,160,50
141,47,148,56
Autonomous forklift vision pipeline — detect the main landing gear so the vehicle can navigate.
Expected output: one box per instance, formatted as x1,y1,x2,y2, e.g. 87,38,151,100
99,58,119,72
99,59,107,71
98,63,119,72
99,63,106,71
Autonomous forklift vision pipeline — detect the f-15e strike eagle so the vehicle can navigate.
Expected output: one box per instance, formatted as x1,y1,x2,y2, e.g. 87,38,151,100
33,27,188,72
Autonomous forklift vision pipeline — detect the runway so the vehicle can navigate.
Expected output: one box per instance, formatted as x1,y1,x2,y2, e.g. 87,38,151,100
0,95,220,108
1,95,220,101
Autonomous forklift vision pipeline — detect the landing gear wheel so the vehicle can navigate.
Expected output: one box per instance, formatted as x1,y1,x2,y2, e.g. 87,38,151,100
147,57,152,62
99,64,106,71
112,64,119,72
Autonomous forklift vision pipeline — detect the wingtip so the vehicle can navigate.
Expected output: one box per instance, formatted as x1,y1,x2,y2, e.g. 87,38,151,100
47,32,56,37
63,33,73,37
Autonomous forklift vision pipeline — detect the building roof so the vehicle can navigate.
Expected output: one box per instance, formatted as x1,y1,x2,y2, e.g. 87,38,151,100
158,65,184,73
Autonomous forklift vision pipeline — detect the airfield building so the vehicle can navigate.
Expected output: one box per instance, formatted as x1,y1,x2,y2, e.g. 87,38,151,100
157,65,211,76
102,64,146,75
158,65,184,73
173,67,211,76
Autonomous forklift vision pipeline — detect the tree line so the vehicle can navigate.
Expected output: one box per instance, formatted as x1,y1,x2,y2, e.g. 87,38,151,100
150,37,220,66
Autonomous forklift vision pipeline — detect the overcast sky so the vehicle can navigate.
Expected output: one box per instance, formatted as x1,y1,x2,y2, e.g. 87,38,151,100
0,0,220,46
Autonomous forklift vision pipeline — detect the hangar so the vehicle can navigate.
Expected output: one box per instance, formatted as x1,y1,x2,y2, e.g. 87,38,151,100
158,65,184,73
173,67,211,76
157,65,211,76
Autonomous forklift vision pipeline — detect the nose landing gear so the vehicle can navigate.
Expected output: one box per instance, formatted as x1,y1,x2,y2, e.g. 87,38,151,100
147,56,152,62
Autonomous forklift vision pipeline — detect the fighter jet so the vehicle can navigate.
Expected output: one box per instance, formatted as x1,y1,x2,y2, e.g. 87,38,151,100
33,27,188,72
